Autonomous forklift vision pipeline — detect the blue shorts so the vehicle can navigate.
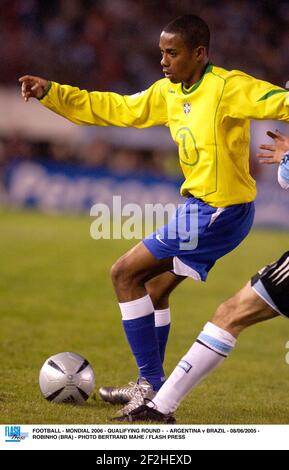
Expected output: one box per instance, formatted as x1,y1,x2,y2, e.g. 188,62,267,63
143,197,255,281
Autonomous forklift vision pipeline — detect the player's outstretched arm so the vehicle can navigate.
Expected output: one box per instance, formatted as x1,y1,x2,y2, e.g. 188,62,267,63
257,130,289,164
18,75,168,128
19,75,50,102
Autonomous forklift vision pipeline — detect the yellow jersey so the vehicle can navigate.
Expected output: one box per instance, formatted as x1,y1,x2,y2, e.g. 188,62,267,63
40,64,289,207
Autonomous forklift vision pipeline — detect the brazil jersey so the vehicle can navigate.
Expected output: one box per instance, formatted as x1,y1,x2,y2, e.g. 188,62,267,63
40,64,289,207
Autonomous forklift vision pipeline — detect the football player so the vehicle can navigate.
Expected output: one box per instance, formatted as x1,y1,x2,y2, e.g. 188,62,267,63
120,130,289,423
19,15,289,421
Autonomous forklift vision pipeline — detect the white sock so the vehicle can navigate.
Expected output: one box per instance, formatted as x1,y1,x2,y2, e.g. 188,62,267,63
154,308,171,327
151,322,236,414
119,294,154,320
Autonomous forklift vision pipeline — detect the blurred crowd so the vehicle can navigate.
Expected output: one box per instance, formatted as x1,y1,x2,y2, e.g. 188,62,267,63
0,0,287,183
0,130,264,182
0,134,182,179
1,0,288,92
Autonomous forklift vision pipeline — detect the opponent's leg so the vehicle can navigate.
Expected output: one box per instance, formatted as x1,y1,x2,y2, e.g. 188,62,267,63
123,282,279,422
211,281,279,336
150,283,277,417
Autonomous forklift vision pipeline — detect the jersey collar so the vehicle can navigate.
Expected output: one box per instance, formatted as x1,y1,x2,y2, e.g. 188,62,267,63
181,63,213,95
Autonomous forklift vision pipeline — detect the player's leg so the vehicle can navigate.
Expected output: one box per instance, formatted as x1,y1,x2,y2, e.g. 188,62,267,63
108,242,189,417
146,272,186,364
121,252,289,422
149,282,278,418
111,241,174,301
122,281,279,423
146,271,186,309
211,281,279,336
110,241,175,399
99,271,185,405
111,198,255,419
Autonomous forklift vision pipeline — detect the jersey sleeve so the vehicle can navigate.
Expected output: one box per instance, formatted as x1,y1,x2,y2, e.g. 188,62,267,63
223,73,289,121
39,80,168,128
278,152,289,190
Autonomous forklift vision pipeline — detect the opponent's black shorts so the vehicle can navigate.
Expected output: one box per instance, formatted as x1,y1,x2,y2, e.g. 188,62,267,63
251,251,289,318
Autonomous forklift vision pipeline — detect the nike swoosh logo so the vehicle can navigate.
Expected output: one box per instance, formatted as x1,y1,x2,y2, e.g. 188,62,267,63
156,234,169,246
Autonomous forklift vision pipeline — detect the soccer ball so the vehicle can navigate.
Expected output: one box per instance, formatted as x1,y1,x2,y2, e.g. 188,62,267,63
39,352,95,404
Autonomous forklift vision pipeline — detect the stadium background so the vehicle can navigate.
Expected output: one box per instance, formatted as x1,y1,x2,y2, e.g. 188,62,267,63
1,0,289,425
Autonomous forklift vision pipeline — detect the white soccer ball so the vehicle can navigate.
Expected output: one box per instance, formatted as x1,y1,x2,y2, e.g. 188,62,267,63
39,352,95,404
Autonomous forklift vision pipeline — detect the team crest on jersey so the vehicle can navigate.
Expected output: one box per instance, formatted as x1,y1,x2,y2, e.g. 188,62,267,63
183,102,191,114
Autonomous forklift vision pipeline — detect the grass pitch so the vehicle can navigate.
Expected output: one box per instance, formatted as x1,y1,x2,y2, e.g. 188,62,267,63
0,208,288,424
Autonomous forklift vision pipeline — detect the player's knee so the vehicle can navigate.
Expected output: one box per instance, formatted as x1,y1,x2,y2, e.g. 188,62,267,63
111,258,126,287
111,257,137,290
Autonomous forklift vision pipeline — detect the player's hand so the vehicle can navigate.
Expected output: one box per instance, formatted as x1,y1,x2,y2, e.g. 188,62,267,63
257,130,289,164
18,75,50,102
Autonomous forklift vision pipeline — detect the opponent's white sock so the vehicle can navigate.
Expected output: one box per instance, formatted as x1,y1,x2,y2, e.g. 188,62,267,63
151,322,236,414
